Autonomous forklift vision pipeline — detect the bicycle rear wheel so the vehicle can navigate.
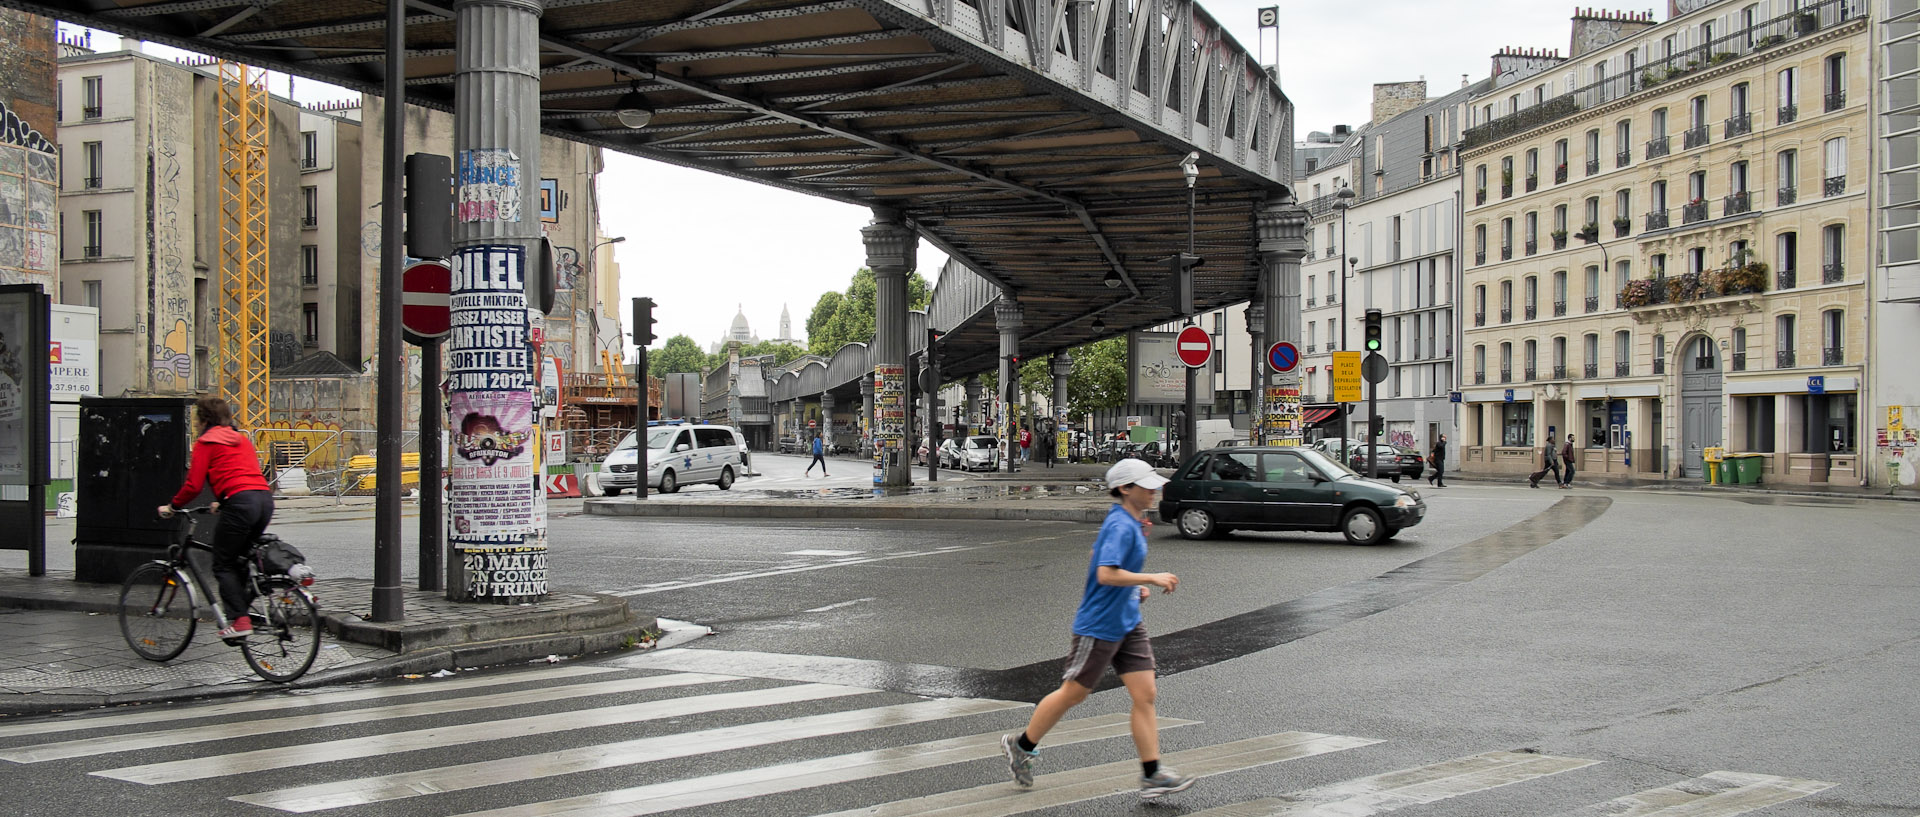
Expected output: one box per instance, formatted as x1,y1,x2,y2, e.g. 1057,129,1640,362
242,578,321,683
119,562,196,662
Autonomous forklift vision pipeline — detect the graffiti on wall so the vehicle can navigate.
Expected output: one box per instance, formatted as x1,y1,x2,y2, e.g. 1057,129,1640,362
552,246,582,291
0,99,56,289
148,71,193,393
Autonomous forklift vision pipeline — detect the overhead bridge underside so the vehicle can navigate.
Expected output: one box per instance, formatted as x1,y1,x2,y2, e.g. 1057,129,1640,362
32,0,1294,378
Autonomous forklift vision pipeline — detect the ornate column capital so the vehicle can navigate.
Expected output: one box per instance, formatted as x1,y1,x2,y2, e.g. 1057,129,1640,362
1050,351,1075,378
1244,302,1267,333
862,216,918,278
994,298,1024,332
1256,194,1310,264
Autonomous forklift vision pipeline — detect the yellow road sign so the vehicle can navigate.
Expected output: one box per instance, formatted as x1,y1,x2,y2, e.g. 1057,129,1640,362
1331,351,1363,403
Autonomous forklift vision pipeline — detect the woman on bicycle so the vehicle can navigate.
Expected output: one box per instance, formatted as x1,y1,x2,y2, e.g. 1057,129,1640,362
157,397,273,642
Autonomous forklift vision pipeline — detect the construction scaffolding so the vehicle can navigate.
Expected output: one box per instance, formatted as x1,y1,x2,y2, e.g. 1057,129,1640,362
216,61,270,429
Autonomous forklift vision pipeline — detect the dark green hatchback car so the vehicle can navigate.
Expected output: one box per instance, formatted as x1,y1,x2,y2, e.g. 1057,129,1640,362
1157,445,1426,545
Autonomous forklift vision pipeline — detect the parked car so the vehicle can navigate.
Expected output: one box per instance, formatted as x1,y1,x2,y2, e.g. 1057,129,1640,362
935,438,965,470
1343,444,1425,482
953,435,1001,471
601,424,745,495
1309,437,1369,458
1158,446,1425,545
778,435,800,454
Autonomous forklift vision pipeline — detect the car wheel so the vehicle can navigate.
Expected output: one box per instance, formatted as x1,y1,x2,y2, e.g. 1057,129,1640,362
660,470,678,494
1390,474,1401,483
602,486,622,497
1341,506,1386,545
1176,508,1217,539
717,466,734,490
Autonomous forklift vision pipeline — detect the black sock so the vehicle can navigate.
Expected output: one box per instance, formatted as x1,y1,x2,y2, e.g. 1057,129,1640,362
1016,733,1037,752
1142,759,1159,777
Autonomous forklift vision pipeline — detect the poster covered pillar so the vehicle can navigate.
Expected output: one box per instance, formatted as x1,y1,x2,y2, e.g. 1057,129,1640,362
1256,193,1309,447
1245,301,1266,444
859,377,874,456
995,298,1023,471
1050,352,1073,460
964,377,983,435
445,0,547,602
863,209,916,487
820,391,836,454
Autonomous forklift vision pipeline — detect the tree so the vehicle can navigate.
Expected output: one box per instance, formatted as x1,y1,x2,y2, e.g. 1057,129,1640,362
805,291,842,345
647,335,709,378
1063,337,1127,419
739,340,806,368
807,267,933,356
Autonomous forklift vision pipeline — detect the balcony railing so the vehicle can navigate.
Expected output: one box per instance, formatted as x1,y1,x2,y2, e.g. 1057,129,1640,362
1724,191,1751,215
81,105,101,119
1306,297,1316,307
1500,368,1512,384
1615,362,1631,377
1777,349,1797,368
1473,372,1486,385
1823,261,1844,283
300,271,318,286
302,333,318,347
1778,104,1798,125
1555,165,1568,184
1500,308,1512,323
1653,358,1665,375
1647,136,1671,159
1525,239,1537,256
1682,201,1709,224
1646,211,1670,230
1325,293,1337,305
1306,344,1316,353
1524,366,1536,381
1778,186,1797,206
1615,220,1631,238
82,176,101,189
1616,149,1632,168
1683,125,1710,150
1724,112,1752,138
1501,245,1513,261
1475,250,1486,265
1584,363,1599,379
1585,295,1600,313
1476,189,1487,205
1823,348,1843,366
1823,176,1845,197
1474,312,1486,327
1554,300,1567,316
302,156,318,169
1553,365,1568,379
1825,90,1845,112
82,244,102,258
1732,352,1747,371
1502,182,1513,198
1525,174,1538,192
1778,268,1797,289
301,215,318,228
1586,158,1600,176
1524,304,1537,320
1553,234,1567,250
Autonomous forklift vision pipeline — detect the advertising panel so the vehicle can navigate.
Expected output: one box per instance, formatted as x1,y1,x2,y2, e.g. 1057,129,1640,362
1128,332,1216,405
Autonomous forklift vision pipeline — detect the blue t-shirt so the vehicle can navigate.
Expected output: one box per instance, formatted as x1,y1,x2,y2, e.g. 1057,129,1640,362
812,437,823,455
1071,504,1148,641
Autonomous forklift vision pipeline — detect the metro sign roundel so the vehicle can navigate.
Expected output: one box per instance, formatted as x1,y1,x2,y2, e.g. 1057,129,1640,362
1176,325,1213,368
402,260,453,341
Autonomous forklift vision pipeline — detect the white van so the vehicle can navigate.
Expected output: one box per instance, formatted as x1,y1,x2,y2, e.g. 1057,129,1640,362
1192,419,1243,451
601,424,745,494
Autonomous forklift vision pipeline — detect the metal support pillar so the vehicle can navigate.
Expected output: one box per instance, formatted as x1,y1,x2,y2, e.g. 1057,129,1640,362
446,0,546,603
1051,352,1073,461
859,378,874,456
821,391,836,455
422,340,444,592
994,298,1023,472
964,377,983,436
370,0,407,620
1257,194,1310,448
864,208,916,487
1245,302,1265,445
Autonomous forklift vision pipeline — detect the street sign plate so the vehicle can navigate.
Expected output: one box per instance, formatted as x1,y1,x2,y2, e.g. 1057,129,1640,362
1331,351,1362,403
402,259,452,342
1266,341,1299,372
1361,351,1389,384
1504,389,1515,403
1176,325,1213,368
1807,375,1825,394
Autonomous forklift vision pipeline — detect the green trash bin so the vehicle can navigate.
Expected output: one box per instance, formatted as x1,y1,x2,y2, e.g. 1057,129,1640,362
1726,454,1764,484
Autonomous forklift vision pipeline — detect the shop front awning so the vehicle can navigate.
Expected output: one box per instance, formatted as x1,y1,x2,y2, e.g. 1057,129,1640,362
1302,406,1338,426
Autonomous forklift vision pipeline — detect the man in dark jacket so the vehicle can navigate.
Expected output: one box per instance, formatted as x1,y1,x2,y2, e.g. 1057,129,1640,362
1559,434,1578,488
1428,435,1447,487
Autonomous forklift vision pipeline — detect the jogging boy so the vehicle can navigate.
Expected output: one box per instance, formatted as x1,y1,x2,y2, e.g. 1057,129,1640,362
1002,457,1192,799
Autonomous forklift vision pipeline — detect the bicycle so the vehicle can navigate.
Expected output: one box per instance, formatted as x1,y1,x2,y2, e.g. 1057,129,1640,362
117,507,323,683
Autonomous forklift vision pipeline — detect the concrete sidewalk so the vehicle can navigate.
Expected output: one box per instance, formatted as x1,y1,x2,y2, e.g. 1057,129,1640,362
0,571,658,716
586,459,1121,521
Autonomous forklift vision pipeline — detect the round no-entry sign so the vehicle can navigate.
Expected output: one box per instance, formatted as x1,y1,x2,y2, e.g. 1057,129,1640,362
1176,325,1213,368
402,260,452,343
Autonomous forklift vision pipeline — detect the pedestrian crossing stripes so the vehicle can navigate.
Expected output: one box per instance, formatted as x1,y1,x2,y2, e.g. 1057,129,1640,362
608,545,977,597
0,665,1840,817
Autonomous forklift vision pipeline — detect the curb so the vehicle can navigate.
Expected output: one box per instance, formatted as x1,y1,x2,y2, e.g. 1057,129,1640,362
1444,475,1919,502
583,499,1108,523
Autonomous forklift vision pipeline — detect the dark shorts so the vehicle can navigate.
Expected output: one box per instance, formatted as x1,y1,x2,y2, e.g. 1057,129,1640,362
1061,624,1155,688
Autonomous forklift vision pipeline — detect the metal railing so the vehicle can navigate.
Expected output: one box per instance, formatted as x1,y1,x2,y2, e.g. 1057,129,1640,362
1556,165,1569,184
1586,158,1600,176
1476,189,1487,205
1778,268,1797,289
1501,245,1513,261
1724,191,1751,215
1646,211,1669,230
300,270,318,286
1647,136,1671,159
302,333,317,347
1779,104,1798,125
1823,348,1843,366
1475,250,1486,265
1615,362,1631,377
1473,372,1486,385
1500,307,1512,323
1524,366,1536,381
1585,295,1600,313
1584,363,1599,379
1824,176,1845,197
301,215,318,228
1325,293,1336,305
1553,234,1568,250
1823,261,1844,283
1724,112,1752,138
1653,358,1665,374
302,156,318,169
1502,181,1514,198
82,105,101,119
1683,201,1709,224
1732,352,1747,371
82,245,101,258
1474,311,1486,327
1500,368,1512,384
1524,304,1537,320
1306,297,1316,307
1615,219,1631,238
1777,349,1797,368
1825,90,1845,112
1616,149,1631,168
1684,125,1710,150
1553,365,1568,379
1525,239,1537,256
82,176,101,189
1778,186,1797,206
1554,300,1567,316
1526,175,1538,192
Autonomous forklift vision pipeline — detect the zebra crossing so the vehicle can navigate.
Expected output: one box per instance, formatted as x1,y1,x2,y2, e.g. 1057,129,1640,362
0,662,1837,817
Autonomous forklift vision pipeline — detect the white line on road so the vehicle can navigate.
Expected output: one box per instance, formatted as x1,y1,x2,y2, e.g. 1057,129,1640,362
608,545,987,597
802,598,875,613
1183,750,1601,816
785,549,864,556
1542,771,1835,816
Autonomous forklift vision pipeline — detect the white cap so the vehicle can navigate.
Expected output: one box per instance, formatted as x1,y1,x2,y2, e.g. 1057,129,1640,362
1105,458,1169,491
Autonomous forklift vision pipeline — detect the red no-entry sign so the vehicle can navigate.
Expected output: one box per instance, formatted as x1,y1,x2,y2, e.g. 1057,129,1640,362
402,260,452,343
1176,325,1213,368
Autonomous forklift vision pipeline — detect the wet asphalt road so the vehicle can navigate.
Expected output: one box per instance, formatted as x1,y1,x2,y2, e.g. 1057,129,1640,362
4,485,1918,815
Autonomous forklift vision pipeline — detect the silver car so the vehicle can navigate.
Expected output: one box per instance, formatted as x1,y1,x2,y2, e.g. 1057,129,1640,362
955,435,1000,471
601,424,745,495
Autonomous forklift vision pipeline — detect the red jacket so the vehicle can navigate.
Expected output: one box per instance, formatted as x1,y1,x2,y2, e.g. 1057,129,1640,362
172,425,270,507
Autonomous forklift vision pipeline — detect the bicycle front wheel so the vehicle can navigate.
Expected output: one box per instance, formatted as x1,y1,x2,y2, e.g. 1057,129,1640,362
119,562,196,662
242,578,322,683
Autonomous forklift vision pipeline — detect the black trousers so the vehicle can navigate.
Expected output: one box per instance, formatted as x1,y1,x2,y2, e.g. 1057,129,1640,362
1430,459,1445,484
213,490,273,620
806,453,828,473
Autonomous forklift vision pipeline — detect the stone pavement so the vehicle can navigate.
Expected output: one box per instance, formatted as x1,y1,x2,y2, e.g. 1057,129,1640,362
0,571,657,716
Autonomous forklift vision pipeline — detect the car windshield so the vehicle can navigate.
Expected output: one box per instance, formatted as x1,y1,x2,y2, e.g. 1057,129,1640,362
966,437,997,449
645,428,679,449
1297,447,1359,479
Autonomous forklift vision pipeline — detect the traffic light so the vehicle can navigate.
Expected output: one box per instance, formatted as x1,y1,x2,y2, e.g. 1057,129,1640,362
632,297,657,347
1165,253,1203,315
403,153,454,260
1369,414,1384,439
1363,308,1383,352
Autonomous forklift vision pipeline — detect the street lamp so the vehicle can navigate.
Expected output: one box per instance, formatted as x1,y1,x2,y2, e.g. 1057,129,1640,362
1331,181,1356,463
586,235,627,367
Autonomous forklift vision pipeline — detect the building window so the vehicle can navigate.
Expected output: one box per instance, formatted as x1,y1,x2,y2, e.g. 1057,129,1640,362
302,303,319,346
1500,279,1512,322
1614,260,1630,306
1553,139,1569,183
82,142,102,189
1502,403,1533,447
1553,270,1568,315
1777,231,1798,288
1585,129,1600,175
82,280,101,308
1823,137,1846,196
1474,284,1487,325
1524,275,1537,319
1524,339,1537,380
82,76,102,119
1500,218,1513,259
1824,52,1846,111
302,186,318,227
301,245,319,286
1524,211,1538,255
1687,247,1707,275
1584,265,1600,313
1745,396,1775,452
1615,119,1632,167
82,210,102,257
1614,330,1630,377
1822,224,1845,283
1499,342,1512,383
1553,336,1568,377
1653,333,1666,374
1777,314,1797,368
302,131,319,169
1822,309,1844,365
1732,327,1748,371
1614,189,1631,235
1473,345,1486,383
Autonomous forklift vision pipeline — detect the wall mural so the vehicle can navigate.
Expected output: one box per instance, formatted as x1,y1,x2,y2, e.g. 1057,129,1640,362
147,70,192,393
0,99,56,290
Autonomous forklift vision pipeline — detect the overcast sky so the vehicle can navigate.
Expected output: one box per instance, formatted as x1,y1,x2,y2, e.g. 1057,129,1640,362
67,2,1579,356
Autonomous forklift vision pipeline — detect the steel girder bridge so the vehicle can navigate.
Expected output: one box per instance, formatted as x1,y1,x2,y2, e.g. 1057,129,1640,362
22,0,1300,383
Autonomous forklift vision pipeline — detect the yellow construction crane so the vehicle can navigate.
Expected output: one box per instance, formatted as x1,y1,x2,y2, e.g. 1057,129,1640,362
216,61,270,430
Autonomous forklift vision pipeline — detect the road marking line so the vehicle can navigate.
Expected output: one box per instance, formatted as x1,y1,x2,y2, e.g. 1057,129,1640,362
0,672,738,764
809,731,1380,817
231,697,1026,813
1543,771,1835,816
803,598,876,613
94,682,872,784
608,545,987,596
440,713,1192,817
1183,751,1601,816
0,665,612,740
786,549,864,556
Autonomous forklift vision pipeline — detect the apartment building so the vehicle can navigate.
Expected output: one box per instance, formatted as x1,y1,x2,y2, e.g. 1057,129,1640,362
1458,0,1873,487
1874,0,1919,487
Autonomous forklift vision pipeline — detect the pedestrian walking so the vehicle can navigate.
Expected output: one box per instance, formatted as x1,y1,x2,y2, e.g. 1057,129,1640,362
1528,436,1561,488
1019,425,1033,462
1428,434,1447,487
1040,426,1056,468
805,432,828,477
1001,458,1193,800
1559,434,1578,488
